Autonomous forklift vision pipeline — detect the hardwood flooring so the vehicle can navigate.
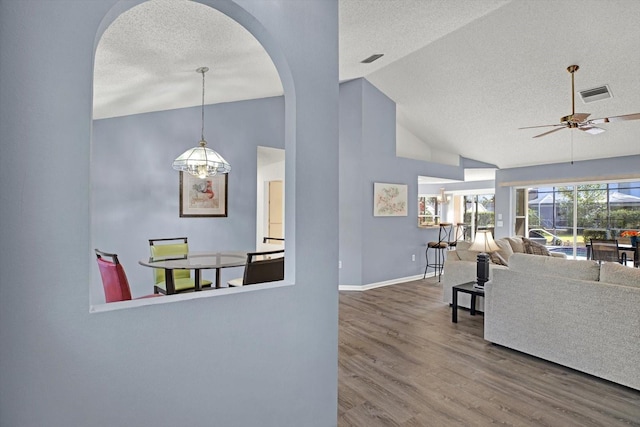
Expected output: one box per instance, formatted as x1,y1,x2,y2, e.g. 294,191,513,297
338,278,640,426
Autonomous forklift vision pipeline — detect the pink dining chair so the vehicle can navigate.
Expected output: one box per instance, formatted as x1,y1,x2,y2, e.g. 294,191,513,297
95,249,161,303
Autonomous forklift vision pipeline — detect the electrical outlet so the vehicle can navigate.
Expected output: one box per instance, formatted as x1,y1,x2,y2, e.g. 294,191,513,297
411,254,416,261
338,260,342,269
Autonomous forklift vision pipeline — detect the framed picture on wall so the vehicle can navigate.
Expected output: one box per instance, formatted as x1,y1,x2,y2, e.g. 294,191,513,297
373,182,408,217
179,172,228,217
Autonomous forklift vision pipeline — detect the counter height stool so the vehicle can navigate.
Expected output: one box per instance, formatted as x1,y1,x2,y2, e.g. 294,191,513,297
447,223,465,250
424,223,452,282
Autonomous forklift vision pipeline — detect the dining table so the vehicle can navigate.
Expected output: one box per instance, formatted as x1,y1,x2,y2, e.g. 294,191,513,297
139,251,248,294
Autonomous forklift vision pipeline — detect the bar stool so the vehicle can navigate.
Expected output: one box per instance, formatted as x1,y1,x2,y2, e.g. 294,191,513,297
424,223,453,281
447,223,465,250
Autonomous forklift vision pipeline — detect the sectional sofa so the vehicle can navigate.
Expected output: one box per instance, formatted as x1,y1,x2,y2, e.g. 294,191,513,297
485,253,640,390
442,236,566,310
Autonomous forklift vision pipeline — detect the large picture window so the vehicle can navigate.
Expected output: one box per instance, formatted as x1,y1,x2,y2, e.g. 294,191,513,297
516,180,640,259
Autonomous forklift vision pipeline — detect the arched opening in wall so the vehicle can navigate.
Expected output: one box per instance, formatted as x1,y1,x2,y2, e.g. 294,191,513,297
90,0,292,311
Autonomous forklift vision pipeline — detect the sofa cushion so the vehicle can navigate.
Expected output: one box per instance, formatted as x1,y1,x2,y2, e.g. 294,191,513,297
508,253,601,282
494,238,514,262
505,236,525,253
600,262,640,288
522,237,551,256
454,241,480,262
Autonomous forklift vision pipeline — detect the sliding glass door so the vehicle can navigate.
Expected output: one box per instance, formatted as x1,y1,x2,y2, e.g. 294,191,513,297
464,193,495,240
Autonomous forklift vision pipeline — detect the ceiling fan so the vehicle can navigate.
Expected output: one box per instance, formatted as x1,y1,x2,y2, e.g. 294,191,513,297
519,65,640,138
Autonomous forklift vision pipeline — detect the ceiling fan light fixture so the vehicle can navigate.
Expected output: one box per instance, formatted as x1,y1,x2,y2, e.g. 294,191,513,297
172,66,231,179
580,126,606,135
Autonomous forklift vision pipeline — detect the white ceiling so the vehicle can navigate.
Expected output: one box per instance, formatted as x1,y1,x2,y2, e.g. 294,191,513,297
93,0,640,170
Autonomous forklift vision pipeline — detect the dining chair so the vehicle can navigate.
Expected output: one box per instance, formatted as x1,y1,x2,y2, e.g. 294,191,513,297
262,237,285,245
228,249,285,287
95,249,162,303
590,239,627,265
148,237,213,294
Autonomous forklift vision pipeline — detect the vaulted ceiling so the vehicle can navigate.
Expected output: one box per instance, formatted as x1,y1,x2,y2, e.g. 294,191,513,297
94,0,640,170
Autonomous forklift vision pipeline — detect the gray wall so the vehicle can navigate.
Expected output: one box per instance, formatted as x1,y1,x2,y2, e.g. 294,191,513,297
91,97,284,304
339,79,463,287
0,1,339,426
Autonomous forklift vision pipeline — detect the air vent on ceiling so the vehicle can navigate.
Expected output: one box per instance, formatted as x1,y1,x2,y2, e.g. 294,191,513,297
579,85,612,103
361,54,384,64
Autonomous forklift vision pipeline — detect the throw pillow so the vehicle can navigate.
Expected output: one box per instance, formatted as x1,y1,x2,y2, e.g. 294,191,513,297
454,241,480,262
489,251,508,266
505,236,525,253
522,237,551,256
494,238,514,261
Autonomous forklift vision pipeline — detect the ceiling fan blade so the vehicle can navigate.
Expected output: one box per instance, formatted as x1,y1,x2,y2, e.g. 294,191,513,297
579,125,605,135
588,112,640,124
533,127,565,138
518,123,564,130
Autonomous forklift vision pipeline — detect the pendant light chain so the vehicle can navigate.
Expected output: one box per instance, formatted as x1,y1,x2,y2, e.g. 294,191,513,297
570,130,574,165
201,68,206,143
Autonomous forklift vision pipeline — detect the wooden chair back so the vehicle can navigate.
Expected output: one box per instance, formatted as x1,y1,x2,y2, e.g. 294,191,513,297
243,249,285,285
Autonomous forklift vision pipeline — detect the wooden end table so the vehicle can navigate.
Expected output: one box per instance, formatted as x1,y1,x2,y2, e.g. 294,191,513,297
452,282,485,323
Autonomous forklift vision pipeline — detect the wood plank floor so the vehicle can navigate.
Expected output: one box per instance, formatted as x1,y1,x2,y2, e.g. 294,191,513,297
338,277,640,426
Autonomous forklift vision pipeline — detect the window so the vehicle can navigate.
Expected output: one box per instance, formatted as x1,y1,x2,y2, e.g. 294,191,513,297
418,196,440,227
515,180,640,258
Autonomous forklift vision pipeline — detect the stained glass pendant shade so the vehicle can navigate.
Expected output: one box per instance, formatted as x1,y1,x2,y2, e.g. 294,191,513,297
172,67,231,179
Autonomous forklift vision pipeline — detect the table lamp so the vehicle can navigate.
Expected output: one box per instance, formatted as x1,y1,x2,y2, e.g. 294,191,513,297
469,230,500,289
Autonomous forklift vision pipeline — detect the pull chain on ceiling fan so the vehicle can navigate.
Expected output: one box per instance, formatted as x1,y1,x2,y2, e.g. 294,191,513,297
519,65,640,138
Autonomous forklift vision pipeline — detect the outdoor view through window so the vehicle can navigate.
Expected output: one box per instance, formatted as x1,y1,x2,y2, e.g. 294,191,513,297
516,181,640,259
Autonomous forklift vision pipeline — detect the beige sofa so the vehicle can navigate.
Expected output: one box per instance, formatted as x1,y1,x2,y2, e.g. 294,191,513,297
442,236,566,310
485,253,640,390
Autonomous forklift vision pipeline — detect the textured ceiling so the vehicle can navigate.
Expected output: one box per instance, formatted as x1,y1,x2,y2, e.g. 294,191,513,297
93,0,282,119
93,0,640,170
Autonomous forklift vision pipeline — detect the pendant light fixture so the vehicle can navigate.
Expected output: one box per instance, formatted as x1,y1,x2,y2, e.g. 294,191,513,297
172,66,231,179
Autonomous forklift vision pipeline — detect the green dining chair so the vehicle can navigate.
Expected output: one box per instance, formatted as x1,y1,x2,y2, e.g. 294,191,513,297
149,237,212,294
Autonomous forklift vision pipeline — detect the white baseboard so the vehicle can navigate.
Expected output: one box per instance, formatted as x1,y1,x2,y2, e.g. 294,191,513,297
339,272,436,292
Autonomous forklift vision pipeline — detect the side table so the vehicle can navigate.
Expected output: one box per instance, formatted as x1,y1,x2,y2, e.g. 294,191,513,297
452,282,485,323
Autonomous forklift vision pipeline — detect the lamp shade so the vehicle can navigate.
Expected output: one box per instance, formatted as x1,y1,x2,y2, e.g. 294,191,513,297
469,230,500,253
172,140,231,179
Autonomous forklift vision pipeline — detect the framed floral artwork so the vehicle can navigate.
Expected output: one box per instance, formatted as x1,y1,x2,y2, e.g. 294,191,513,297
179,172,228,217
374,182,408,217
